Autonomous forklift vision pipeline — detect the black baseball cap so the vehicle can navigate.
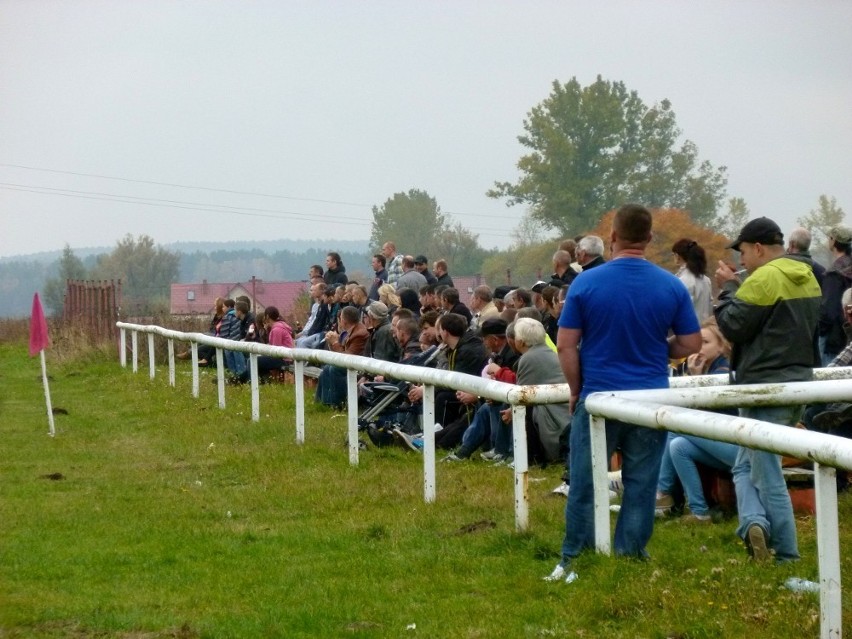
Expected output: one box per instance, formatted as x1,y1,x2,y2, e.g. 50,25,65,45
479,317,508,337
726,217,784,251
414,255,428,265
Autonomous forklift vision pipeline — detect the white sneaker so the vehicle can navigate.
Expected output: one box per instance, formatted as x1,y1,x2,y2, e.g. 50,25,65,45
440,453,464,463
552,482,570,497
480,449,499,461
543,563,566,582
608,470,623,495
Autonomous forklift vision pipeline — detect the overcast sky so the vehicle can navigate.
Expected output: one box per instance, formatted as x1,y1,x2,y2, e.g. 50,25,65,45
1,1,850,259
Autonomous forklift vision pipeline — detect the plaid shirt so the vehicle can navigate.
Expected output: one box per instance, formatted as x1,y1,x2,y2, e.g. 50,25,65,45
386,254,404,285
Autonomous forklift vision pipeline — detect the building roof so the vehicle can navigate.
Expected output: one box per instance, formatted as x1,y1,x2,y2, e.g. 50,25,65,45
170,280,309,316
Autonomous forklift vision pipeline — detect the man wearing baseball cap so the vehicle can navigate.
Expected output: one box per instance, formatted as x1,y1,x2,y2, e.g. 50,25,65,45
714,216,821,563
818,225,852,364
414,255,438,285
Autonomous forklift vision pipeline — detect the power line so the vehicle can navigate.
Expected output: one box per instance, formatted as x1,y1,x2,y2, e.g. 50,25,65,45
0,161,522,222
0,183,518,237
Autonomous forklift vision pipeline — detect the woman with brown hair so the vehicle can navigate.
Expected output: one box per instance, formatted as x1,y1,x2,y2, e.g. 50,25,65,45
672,238,713,322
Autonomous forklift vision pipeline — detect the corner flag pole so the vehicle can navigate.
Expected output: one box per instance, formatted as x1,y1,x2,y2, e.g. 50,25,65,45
29,293,55,437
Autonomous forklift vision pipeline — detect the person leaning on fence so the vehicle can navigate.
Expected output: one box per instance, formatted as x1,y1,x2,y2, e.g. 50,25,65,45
715,216,821,563
315,305,369,409
655,318,739,522
506,317,571,467
407,313,488,433
180,296,225,364
220,299,249,383
546,204,701,583
441,317,519,462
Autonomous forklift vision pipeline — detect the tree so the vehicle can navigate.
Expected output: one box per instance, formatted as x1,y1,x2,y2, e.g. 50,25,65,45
797,195,845,244
715,197,751,242
369,189,487,274
91,234,179,315
488,76,729,234
587,208,731,273
43,244,88,315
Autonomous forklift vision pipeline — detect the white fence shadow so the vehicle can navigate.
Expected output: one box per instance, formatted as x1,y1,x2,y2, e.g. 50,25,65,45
118,322,852,639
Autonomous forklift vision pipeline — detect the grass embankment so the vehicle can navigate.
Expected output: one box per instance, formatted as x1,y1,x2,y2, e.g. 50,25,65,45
0,339,846,638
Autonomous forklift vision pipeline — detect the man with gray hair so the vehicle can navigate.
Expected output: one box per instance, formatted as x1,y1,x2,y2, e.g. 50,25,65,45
469,285,499,330
550,250,577,287
787,227,825,287
576,235,606,271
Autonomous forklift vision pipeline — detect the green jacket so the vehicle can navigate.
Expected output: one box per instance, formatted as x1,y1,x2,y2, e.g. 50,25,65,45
715,255,820,385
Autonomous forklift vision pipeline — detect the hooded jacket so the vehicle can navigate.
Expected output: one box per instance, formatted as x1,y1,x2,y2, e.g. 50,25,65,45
715,254,820,385
818,253,852,353
323,264,348,287
446,330,488,377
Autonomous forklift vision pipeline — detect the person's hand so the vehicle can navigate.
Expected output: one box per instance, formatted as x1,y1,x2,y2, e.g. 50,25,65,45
500,408,512,424
456,390,478,405
485,362,501,378
686,352,707,376
408,385,424,403
714,260,738,287
374,375,384,383
569,394,579,416
325,330,339,346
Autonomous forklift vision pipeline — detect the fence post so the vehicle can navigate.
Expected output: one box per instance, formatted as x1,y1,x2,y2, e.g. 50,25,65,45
590,414,611,555
147,334,156,380
423,384,436,503
294,361,305,444
347,369,359,465
815,462,841,639
119,328,127,367
131,331,138,373
250,354,260,422
191,343,199,399
215,348,225,407
512,404,529,531
167,339,175,387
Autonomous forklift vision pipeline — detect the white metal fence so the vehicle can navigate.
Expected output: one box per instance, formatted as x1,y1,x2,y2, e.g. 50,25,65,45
118,322,852,639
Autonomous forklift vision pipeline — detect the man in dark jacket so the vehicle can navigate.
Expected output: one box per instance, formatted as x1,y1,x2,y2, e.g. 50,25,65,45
414,255,438,285
818,226,852,364
407,312,488,429
367,254,388,301
323,252,348,287
715,216,821,563
364,302,400,362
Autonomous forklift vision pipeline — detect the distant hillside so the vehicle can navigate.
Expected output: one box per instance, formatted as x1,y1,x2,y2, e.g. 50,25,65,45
0,239,371,266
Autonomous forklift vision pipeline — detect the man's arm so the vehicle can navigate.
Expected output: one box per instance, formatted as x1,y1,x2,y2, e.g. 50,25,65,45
556,327,582,414
668,331,702,359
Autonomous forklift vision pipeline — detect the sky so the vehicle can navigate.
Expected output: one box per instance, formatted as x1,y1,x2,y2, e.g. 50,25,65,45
1,1,851,259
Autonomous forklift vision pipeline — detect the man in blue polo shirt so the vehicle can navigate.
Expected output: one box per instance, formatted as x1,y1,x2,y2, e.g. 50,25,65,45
546,204,701,582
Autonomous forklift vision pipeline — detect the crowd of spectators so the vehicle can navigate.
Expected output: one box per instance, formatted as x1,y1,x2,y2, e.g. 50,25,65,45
184,218,846,575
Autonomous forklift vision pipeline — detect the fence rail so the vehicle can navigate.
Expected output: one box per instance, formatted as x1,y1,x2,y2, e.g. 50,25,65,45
117,321,852,639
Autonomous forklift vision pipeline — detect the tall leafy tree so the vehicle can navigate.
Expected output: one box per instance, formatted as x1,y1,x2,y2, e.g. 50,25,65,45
91,234,179,314
488,76,729,234
716,197,751,242
43,244,88,315
369,189,486,274
797,195,845,244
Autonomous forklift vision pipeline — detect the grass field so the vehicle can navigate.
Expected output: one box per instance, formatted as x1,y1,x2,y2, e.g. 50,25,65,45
0,337,848,638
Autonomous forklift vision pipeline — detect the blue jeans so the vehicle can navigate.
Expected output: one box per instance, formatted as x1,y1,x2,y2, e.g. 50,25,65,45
668,434,738,516
561,401,667,563
493,405,513,456
458,403,502,458
732,405,801,561
315,364,347,407
296,332,325,349
224,349,246,378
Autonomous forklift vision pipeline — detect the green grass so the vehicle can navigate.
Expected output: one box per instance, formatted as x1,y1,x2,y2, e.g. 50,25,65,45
0,340,847,638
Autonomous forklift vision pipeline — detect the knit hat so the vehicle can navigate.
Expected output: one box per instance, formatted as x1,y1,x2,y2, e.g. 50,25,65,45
367,301,389,321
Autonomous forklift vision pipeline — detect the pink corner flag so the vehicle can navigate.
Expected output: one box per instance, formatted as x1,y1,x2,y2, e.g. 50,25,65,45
29,293,50,356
